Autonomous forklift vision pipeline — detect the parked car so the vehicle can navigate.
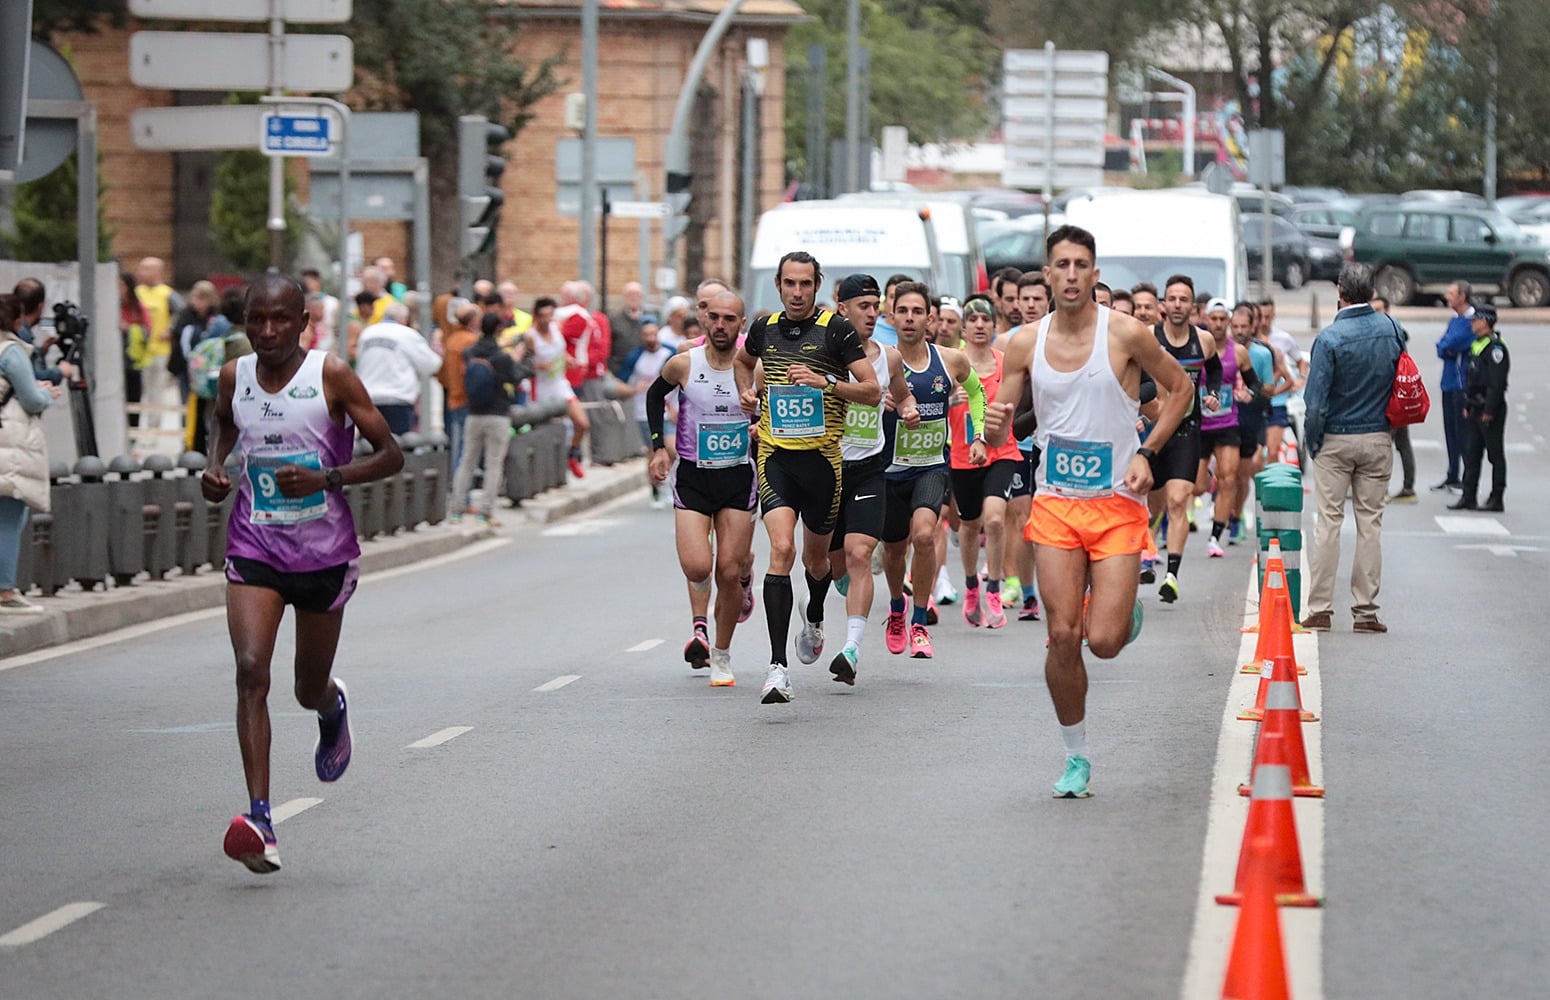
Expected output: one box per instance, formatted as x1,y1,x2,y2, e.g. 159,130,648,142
1341,204,1550,306
1280,185,1347,205
1401,189,1488,206
1289,202,1361,241
979,216,1052,275
1496,193,1550,219
1242,212,1311,289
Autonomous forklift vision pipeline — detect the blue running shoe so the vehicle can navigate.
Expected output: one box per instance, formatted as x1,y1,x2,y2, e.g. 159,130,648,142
224,813,280,873
1053,755,1093,799
315,678,352,783
1128,599,1144,646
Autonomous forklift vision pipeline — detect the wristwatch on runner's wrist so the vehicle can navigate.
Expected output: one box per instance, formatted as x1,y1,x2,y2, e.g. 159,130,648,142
1136,447,1156,461
324,467,344,492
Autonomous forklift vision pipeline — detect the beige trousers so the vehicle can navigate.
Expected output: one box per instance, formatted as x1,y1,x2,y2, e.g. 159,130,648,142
1308,431,1393,620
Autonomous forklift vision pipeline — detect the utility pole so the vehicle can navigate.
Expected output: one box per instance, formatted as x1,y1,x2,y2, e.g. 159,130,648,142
1484,0,1499,203
579,0,599,285
844,0,860,192
266,0,285,269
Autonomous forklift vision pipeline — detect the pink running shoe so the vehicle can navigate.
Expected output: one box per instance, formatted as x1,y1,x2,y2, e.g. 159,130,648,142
962,588,983,627
984,590,1008,629
909,623,934,658
885,610,909,655
739,581,755,623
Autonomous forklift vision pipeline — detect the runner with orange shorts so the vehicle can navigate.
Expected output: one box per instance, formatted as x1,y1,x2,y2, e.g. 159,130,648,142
985,224,1191,799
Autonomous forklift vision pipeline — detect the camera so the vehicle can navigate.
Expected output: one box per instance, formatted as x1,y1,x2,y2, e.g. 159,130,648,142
51,301,89,365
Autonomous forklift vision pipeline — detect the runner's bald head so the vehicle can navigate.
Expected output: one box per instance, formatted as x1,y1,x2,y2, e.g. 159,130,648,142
247,272,306,318
710,289,744,318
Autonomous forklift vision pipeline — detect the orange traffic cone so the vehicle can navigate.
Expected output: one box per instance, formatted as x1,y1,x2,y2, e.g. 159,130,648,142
1221,836,1293,1000
1239,672,1324,798
1239,596,1308,676
1216,731,1322,908
1242,540,1305,635
1239,601,1317,722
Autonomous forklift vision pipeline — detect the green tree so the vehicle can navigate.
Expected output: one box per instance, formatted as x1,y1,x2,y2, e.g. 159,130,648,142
785,0,994,185
343,0,563,288
4,150,114,262
31,0,125,34
209,148,301,275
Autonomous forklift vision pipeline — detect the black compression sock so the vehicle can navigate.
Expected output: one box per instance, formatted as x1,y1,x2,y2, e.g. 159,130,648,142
805,570,831,624
1211,520,1226,541
764,575,793,665
1167,553,1183,577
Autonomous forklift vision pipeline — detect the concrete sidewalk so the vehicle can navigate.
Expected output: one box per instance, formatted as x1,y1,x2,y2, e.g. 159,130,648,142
0,459,649,660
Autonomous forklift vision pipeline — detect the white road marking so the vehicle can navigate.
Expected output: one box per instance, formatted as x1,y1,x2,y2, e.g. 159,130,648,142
1181,567,1323,999
626,639,664,652
1455,543,1545,558
1434,515,1510,536
0,537,513,673
271,797,323,824
1409,438,1443,450
534,675,581,692
407,726,472,749
541,517,622,537
1505,442,1536,453
0,902,105,947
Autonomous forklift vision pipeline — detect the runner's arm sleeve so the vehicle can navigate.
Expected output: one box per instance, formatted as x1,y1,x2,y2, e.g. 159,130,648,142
963,366,986,438
645,375,674,448
1239,361,1261,395
1011,377,1037,440
1204,351,1223,393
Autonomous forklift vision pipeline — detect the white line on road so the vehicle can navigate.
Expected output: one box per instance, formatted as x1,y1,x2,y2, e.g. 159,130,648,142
1434,515,1510,536
1180,567,1323,999
534,675,581,692
271,797,323,824
406,726,473,749
626,639,664,652
0,537,514,673
0,902,105,947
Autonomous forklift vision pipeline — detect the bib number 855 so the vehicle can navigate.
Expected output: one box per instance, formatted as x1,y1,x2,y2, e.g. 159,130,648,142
773,395,817,421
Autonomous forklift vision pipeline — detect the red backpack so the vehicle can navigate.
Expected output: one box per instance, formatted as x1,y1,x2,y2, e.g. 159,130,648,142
1385,322,1430,426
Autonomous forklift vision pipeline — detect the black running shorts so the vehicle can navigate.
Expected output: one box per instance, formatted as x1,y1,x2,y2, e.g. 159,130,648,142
882,468,951,544
1200,424,1241,455
1149,428,1202,485
672,460,757,516
758,446,843,535
949,458,1018,522
830,452,888,550
1009,449,1038,499
225,556,360,614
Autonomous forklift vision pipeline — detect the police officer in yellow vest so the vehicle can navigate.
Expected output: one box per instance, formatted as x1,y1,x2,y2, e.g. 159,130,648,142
1449,304,1509,512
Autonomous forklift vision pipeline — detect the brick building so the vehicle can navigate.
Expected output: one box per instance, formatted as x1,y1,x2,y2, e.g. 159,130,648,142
46,0,803,305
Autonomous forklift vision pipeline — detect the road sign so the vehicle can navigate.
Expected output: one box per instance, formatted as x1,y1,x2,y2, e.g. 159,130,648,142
131,104,267,151
310,163,418,222
609,201,669,219
262,113,333,157
129,31,353,92
12,40,82,185
0,0,32,181
129,0,351,21
1001,47,1108,193
555,137,636,217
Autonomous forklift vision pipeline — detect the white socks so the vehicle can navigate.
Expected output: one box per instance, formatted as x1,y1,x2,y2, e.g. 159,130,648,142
1060,721,1089,760
845,615,866,649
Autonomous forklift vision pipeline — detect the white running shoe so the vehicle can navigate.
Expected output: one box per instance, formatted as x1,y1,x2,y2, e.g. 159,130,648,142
709,649,736,687
1207,538,1226,558
760,663,793,704
932,565,959,606
796,621,825,664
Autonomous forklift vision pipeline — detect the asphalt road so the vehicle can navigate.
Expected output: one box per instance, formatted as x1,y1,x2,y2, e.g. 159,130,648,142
2,318,1546,998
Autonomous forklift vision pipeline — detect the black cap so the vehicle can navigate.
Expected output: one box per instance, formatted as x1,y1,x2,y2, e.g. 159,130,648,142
1474,304,1497,327
836,273,880,301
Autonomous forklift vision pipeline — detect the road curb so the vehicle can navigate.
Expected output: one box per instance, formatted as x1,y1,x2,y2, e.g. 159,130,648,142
0,460,648,660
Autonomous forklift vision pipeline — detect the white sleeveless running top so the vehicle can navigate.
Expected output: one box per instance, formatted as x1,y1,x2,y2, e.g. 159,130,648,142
1030,306,1144,506
840,343,891,462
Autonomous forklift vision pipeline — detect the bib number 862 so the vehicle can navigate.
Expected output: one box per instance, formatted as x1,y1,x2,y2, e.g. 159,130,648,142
1053,451,1102,480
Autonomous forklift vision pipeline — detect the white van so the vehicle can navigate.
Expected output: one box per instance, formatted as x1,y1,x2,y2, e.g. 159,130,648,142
1061,190,1247,304
746,200,942,315
835,193,985,300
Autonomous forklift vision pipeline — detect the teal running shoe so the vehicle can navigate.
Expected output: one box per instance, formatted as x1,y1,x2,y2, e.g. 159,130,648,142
829,645,859,686
1053,755,1093,798
835,573,850,597
1128,599,1144,646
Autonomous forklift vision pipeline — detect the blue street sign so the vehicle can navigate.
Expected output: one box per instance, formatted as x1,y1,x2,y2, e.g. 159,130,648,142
261,113,333,156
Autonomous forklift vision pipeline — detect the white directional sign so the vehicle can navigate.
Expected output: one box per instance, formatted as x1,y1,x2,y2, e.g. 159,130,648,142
262,113,334,157
129,31,353,92
1001,47,1109,193
608,200,669,219
129,0,351,22
131,104,267,151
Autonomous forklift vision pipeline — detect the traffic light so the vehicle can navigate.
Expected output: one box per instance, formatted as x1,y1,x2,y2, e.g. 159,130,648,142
459,115,509,259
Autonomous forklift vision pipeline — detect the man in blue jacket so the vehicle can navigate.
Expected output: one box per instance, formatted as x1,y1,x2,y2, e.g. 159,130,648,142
1433,280,1475,492
1301,262,1402,635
